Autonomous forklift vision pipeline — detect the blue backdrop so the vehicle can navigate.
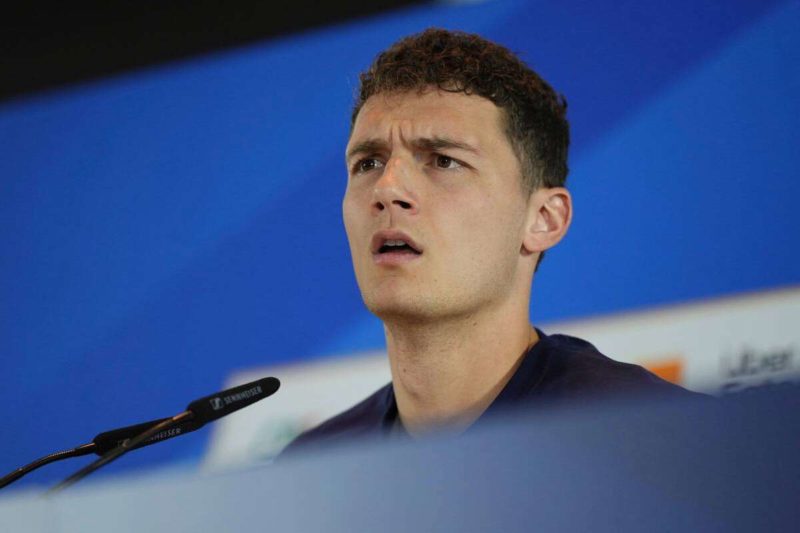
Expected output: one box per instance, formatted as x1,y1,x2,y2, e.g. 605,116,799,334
1,0,798,488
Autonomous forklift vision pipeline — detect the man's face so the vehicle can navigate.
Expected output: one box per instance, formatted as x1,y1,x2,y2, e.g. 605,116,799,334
343,89,532,322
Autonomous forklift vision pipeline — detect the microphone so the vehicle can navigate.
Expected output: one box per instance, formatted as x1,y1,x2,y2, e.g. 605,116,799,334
0,377,279,491
187,376,279,426
91,415,202,455
88,374,278,456
49,376,280,492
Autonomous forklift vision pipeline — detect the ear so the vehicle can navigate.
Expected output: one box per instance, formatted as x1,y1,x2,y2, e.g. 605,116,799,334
521,187,572,256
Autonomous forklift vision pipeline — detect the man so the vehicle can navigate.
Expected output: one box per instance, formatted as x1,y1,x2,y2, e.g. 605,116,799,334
284,28,693,453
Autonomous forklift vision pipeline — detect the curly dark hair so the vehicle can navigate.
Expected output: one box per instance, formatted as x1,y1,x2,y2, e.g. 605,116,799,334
352,28,569,193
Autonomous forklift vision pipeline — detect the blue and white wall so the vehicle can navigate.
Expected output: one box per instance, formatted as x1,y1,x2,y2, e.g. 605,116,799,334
2,0,798,487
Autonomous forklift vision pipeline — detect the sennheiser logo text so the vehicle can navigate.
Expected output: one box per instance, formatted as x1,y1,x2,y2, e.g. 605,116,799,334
222,385,262,405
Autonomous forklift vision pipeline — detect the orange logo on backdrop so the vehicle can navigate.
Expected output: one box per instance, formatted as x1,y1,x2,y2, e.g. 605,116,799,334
641,357,685,385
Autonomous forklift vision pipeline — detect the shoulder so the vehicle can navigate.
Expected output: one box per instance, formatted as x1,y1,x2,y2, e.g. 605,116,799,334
279,382,394,457
533,333,701,400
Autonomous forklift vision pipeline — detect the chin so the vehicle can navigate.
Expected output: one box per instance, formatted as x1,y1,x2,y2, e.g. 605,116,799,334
364,292,473,325
363,294,434,323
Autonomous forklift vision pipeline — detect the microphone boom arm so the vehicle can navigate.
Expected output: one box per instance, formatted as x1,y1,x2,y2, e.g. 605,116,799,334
48,410,195,494
0,443,96,490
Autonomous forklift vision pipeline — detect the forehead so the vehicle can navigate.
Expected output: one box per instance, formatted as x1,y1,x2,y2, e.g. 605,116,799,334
348,89,506,152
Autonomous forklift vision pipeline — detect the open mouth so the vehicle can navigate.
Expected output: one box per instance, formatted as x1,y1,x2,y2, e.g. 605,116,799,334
377,239,422,255
371,232,424,264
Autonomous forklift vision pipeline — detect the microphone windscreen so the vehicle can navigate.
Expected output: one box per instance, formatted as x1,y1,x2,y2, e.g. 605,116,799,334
92,416,203,455
186,376,280,425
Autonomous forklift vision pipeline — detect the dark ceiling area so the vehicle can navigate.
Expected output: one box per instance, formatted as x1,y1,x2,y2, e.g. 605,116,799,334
1,0,426,102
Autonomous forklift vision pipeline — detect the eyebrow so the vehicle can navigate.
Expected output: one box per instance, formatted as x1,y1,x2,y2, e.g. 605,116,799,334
346,136,480,162
414,136,480,156
346,139,388,163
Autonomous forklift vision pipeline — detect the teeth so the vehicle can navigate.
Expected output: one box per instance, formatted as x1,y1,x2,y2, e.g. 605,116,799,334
385,240,407,247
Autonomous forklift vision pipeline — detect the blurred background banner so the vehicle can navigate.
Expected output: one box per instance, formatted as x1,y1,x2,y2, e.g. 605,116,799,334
206,286,800,472
1,0,798,488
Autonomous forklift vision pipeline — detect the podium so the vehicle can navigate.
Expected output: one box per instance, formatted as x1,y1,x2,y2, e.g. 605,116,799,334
2,386,798,532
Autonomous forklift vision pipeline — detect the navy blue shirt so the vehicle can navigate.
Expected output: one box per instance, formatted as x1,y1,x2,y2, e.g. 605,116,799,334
282,330,698,455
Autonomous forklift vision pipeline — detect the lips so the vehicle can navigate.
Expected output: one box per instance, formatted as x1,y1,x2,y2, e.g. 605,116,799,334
371,230,423,264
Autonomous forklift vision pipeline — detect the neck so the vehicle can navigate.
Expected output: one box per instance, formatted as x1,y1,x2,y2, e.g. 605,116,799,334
384,303,537,436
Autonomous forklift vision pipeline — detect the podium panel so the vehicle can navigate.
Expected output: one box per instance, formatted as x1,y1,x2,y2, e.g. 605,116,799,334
1,386,798,532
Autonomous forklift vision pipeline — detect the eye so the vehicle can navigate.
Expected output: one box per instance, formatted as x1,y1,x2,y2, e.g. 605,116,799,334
433,154,462,170
352,158,383,175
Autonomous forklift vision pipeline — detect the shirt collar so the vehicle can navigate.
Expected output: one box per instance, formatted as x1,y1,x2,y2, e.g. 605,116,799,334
380,327,550,432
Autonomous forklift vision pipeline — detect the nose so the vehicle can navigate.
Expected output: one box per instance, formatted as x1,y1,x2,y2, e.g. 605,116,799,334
371,156,418,216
